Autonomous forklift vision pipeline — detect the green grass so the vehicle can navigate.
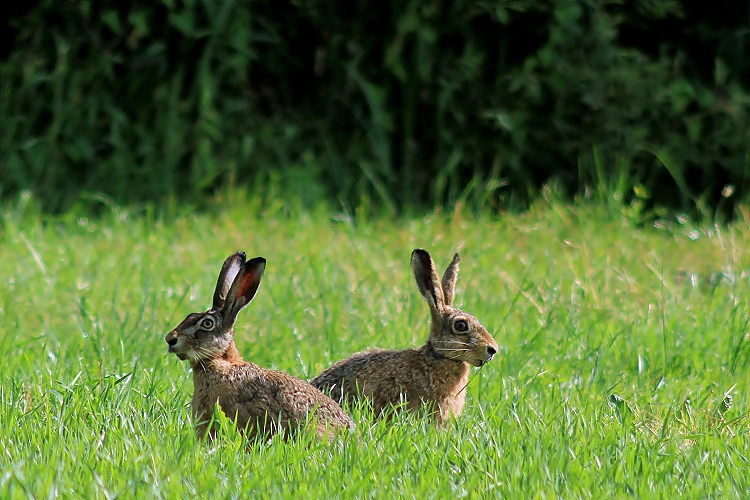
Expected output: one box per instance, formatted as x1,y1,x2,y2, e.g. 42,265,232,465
1,192,749,498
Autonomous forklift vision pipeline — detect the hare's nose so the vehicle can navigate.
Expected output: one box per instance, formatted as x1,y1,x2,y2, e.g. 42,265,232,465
486,346,497,357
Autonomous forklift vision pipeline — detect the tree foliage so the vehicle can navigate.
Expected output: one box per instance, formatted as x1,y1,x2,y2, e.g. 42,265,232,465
1,0,748,213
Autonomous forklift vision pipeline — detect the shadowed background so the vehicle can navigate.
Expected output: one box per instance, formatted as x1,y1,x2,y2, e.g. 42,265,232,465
1,0,749,216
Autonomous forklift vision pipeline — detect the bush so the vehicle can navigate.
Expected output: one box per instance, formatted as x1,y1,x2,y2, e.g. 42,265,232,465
1,0,748,214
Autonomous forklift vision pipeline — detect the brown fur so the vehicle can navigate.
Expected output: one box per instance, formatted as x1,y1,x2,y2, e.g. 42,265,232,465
312,249,498,424
165,252,353,440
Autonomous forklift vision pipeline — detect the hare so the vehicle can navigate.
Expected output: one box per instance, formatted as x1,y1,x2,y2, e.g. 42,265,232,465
311,249,499,424
165,251,353,441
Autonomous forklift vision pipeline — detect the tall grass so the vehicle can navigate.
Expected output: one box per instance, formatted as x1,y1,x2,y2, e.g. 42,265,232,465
1,191,749,497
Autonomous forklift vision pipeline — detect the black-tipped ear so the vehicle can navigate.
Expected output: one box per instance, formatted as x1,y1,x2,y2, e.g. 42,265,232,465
441,253,460,306
411,249,445,314
223,256,266,324
213,252,246,310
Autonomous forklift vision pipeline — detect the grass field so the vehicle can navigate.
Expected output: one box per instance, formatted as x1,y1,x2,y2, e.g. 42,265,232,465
1,192,749,498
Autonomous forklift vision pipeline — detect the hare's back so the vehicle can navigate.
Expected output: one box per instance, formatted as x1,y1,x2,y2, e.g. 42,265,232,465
311,348,421,401
231,366,351,429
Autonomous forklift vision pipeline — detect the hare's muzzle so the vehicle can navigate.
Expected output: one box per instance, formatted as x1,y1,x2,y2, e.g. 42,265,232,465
165,331,183,355
474,342,498,367
487,345,497,359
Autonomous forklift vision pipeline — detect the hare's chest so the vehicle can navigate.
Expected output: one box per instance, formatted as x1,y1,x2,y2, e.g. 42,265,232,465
442,388,467,413
432,367,470,420
191,372,237,420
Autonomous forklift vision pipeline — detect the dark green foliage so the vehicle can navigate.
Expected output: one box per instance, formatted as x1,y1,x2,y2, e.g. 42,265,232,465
1,0,748,213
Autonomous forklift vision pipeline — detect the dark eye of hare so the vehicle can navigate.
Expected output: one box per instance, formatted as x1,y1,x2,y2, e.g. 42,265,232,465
452,319,469,333
200,317,216,330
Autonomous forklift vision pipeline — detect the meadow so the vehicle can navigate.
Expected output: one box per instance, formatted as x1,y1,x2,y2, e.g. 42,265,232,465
1,191,749,498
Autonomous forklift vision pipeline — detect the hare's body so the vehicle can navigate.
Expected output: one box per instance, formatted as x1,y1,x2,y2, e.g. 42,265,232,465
190,345,351,440
312,249,498,424
166,252,352,441
312,346,469,422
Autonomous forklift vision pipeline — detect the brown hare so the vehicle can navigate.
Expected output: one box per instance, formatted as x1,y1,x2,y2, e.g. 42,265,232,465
165,251,353,441
312,248,498,424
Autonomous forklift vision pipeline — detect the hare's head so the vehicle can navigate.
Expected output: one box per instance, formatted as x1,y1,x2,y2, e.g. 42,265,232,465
411,249,498,367
165,252,265,364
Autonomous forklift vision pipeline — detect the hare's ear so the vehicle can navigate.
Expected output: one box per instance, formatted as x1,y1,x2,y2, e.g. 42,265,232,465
223,257,266,324
441,253,460,307
212,252,246,310
411,249,445,315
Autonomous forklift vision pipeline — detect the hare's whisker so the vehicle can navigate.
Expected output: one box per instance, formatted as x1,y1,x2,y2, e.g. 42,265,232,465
433,341,471,349
433,338,471,344
432,338,469,345
435,345,471,351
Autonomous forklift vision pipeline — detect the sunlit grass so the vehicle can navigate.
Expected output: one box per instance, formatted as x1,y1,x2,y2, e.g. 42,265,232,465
1,192,749,497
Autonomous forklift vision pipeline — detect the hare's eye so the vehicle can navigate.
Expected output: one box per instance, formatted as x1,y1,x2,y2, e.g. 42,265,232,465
453,319,469,333
200,317,216,330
